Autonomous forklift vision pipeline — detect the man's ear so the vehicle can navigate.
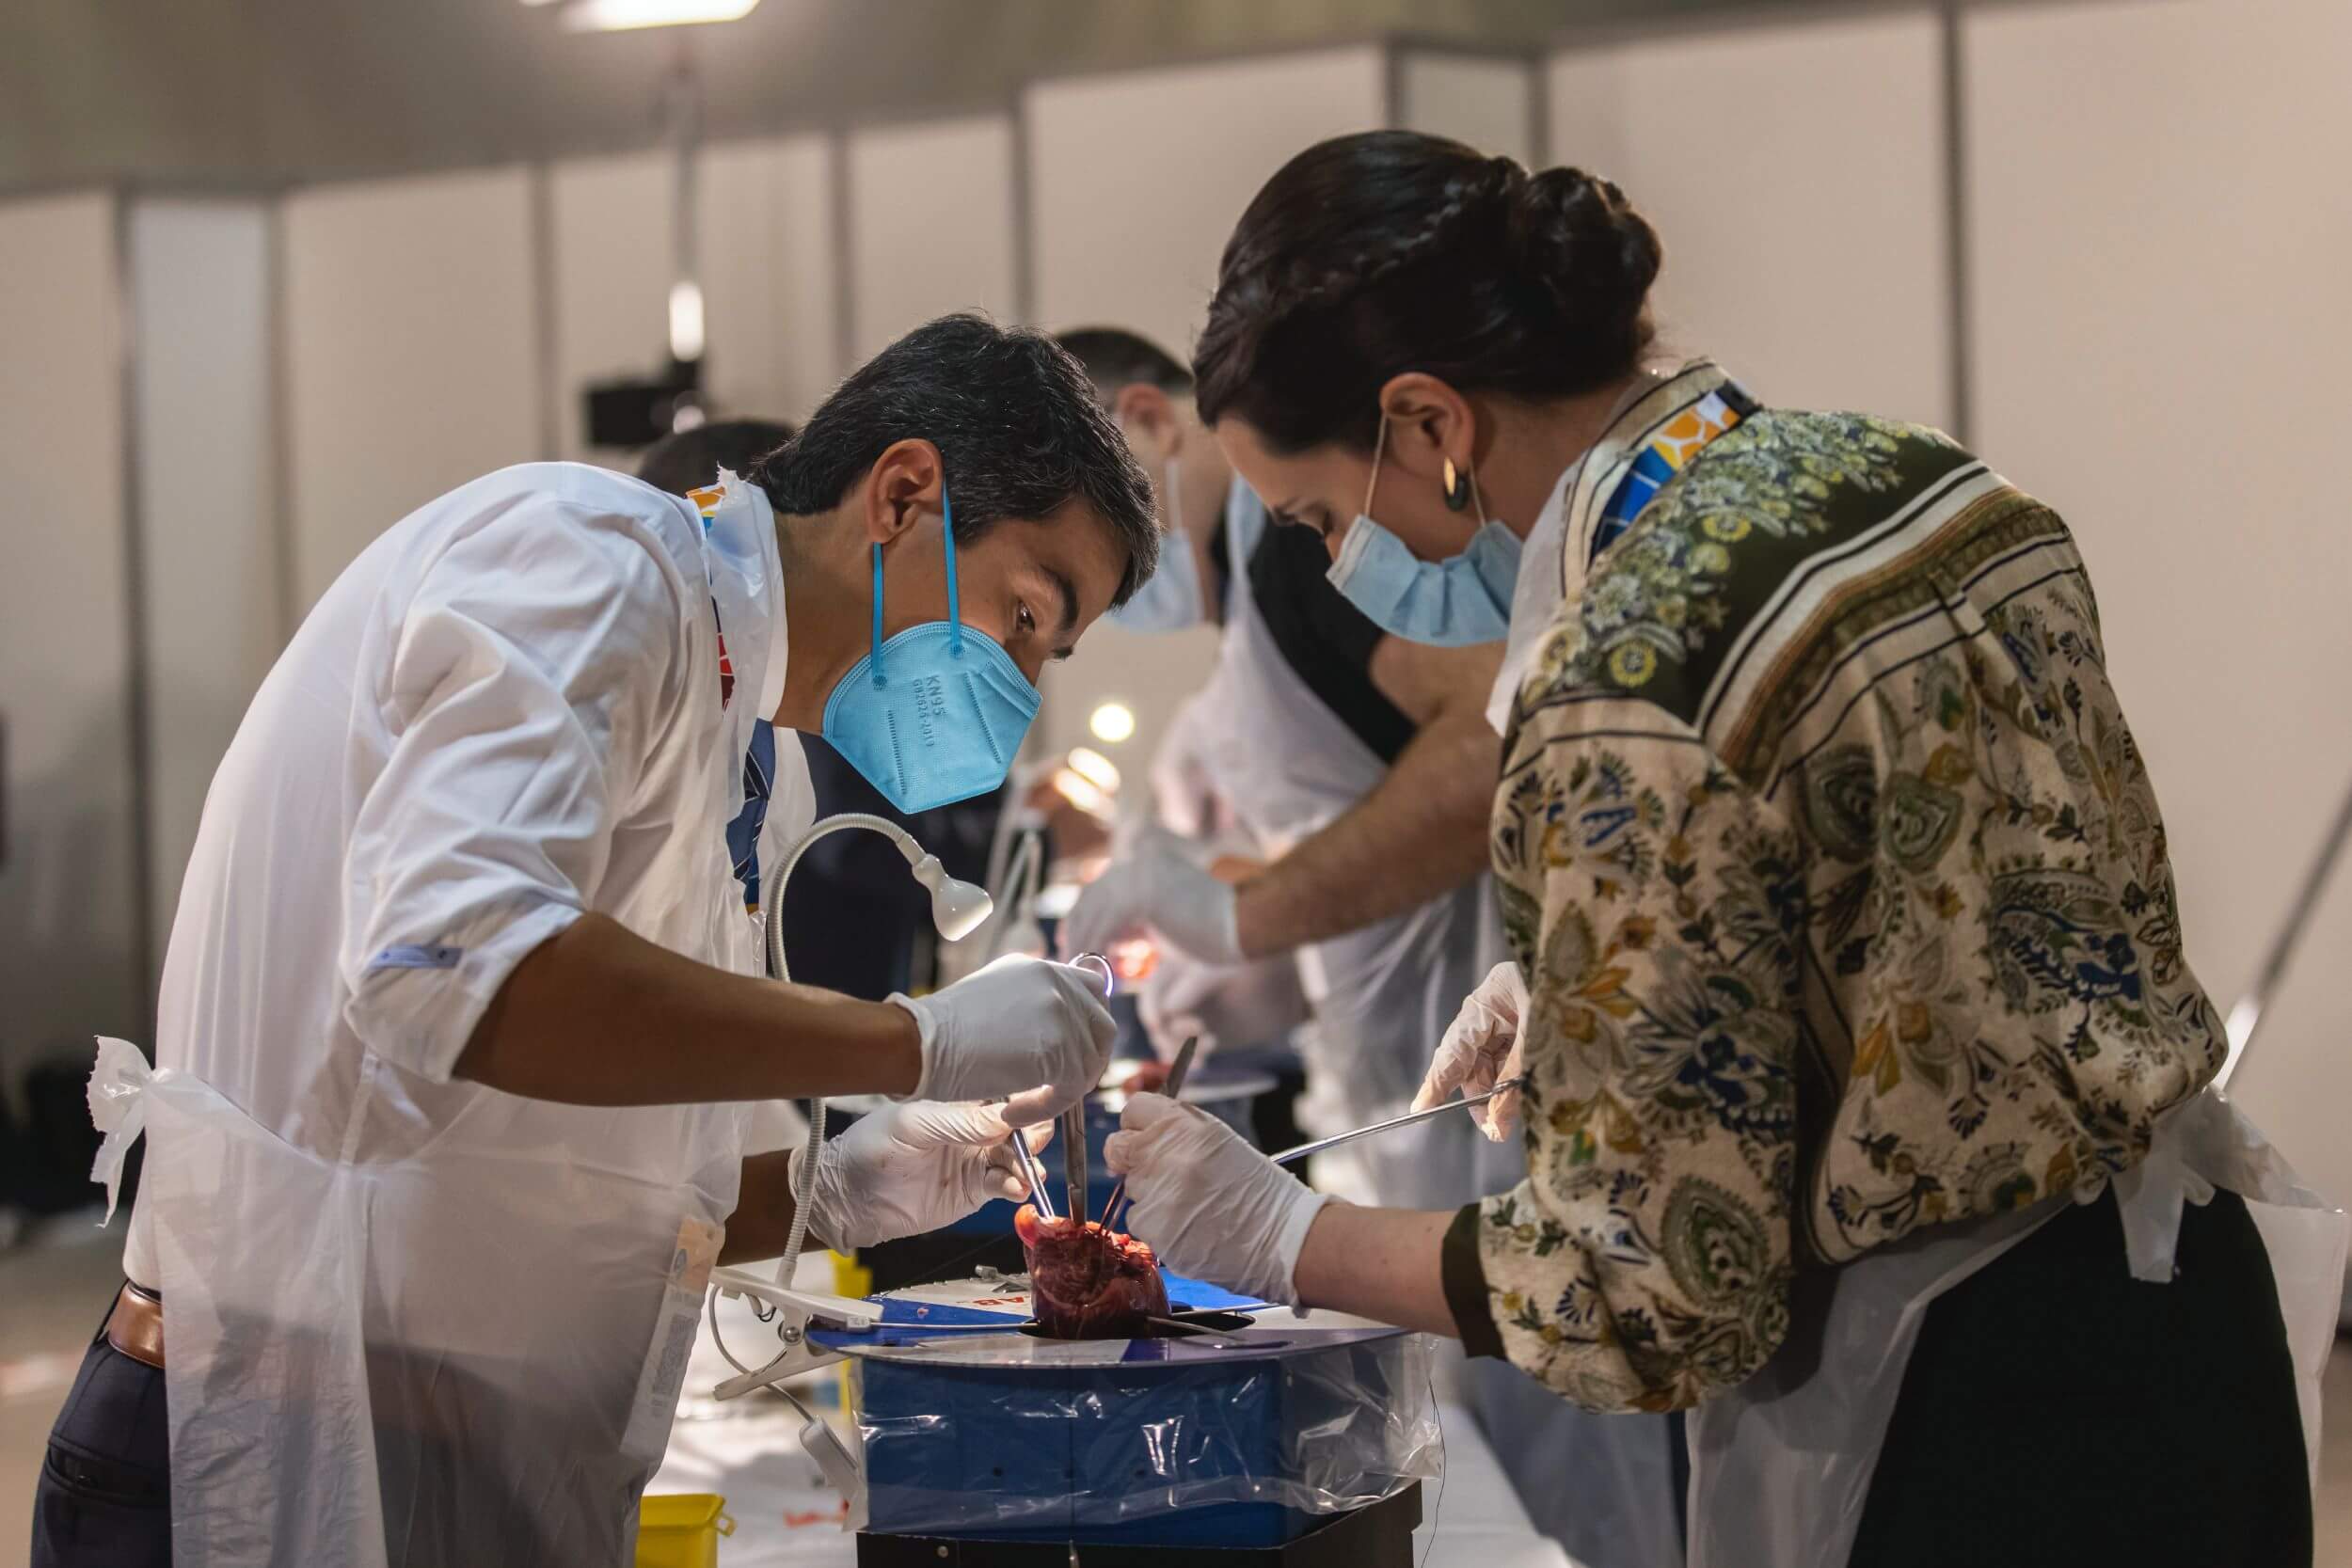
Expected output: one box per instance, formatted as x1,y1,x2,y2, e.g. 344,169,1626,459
1112,383,1183,465
861,438,946,546
1375,372,1480,486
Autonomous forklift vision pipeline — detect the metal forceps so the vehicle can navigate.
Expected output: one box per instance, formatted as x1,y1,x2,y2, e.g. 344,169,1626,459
1059,951,1118,1224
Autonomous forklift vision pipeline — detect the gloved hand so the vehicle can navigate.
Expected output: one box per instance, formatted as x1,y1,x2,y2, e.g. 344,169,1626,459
1136,948,1311,1063
1136,949,1226,1060
888,955,1117,1124
1059,826,1242,966
1411,960,1527,1141
801,1101,1054,1252
1103,1092,1330,1306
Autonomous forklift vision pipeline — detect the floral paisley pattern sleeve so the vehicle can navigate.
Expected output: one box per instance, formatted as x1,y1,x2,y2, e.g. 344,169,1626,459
1459,702,1803,1412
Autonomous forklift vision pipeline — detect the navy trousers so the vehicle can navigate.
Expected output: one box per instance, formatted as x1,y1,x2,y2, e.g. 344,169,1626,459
29,1292,171,1568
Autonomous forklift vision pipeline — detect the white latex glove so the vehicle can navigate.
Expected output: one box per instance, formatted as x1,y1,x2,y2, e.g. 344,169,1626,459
801,1101,1055,1252
1136,948,1311,1063
1103,1092,1330,1306
1136,949,1225,1060
887,955,1117,1124
1412,960,1527,1141
1059,826,1242,965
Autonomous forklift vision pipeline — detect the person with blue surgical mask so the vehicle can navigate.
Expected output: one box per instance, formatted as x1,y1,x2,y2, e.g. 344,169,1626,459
1050,327,1229,637
34,315,1154,1568
1104,131,2329,1568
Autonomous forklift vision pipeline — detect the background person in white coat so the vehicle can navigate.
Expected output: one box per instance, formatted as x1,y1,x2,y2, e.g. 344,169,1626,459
1055,326,1686,1568
31,315,1155,1568
1058,323,1505,1208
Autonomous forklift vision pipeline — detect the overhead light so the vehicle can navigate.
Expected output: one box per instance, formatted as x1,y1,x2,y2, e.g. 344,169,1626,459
560,0,761,33
1088,702,1136,744
1064,747,1121,794
668,280,706,362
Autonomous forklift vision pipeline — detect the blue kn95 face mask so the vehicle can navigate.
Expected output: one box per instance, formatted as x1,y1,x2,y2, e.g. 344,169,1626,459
821,479,1041,814
1324,413,1518,646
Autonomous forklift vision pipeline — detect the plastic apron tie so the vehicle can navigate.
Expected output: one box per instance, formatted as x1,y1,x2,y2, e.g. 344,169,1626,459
87,1035,154,1225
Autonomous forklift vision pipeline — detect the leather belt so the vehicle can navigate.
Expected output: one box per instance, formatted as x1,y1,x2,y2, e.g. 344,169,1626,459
104,1281,165,1370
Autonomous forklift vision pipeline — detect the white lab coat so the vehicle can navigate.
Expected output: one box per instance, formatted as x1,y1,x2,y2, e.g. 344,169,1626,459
117,463,810,1567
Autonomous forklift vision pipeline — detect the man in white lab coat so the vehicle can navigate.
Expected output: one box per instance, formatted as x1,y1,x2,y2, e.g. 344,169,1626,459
31,314,1158,1568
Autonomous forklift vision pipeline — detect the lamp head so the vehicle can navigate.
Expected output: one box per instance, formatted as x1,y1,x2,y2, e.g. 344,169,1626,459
912,854,993,942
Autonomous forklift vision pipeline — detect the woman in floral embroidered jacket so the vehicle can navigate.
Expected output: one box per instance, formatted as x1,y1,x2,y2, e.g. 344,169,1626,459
1099,130,2319,1567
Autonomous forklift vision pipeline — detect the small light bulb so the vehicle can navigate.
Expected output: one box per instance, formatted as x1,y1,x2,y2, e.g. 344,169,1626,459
1089,702,1136,744
668,280,706,362
1052,768,1111,818
1065,746,1122,794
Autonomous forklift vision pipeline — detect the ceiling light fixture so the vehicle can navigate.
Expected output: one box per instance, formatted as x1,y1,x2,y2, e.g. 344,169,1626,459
559,0,762,33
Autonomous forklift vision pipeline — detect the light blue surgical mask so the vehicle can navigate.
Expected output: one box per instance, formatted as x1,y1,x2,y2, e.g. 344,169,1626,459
821,480,1041,814
1325,414,1519,646
1109,457,1205,633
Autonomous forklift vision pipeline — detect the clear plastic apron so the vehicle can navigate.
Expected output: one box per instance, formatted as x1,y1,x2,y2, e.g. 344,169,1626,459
92,1038,746,1568
1685,1089,2348,1568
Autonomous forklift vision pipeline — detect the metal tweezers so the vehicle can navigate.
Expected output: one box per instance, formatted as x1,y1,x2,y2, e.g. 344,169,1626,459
1266,1077,1531,1167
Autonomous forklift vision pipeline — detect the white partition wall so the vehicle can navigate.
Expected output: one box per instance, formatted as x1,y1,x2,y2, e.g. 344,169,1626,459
1549,12,1951,430
1026,47,1384,361
700,135,838,422
551,152,675,466
1396,50,1535,165
127,198,279,975
1965,0,2352,1202
847,117,1018,362
1023,47,1386,765
0,193,144,1082
283,167,541,610
552,137,838,453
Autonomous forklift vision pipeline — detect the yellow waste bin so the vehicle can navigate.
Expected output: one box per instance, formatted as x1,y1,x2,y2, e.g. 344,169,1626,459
637,1494,735,1568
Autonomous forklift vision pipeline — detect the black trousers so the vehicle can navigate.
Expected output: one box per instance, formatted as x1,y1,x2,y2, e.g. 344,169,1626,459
1851,1188,2312,1567
29,1294,171,1568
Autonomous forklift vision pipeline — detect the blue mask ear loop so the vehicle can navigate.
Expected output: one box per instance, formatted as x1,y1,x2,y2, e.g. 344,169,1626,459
940,477,963,657
867,545,887,689
870,474,961,684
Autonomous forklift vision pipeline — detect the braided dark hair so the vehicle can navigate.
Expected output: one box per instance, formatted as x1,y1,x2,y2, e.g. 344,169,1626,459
1192,131,1661,453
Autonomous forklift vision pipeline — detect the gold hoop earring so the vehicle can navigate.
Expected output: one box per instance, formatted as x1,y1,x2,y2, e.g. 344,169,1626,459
1442,457,1472,513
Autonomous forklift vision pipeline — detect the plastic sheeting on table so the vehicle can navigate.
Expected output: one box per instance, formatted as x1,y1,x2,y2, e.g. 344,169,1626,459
856,1328,1439,1545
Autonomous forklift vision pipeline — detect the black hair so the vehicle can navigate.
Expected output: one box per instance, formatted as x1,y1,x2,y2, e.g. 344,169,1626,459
1192,131,1662,454
755,313,1158,604
635,418,796,498
1053,326,1194,400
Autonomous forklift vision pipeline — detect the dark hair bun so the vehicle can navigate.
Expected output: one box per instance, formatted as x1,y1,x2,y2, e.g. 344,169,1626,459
1193,131,1665,454
1507,166,1661,341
